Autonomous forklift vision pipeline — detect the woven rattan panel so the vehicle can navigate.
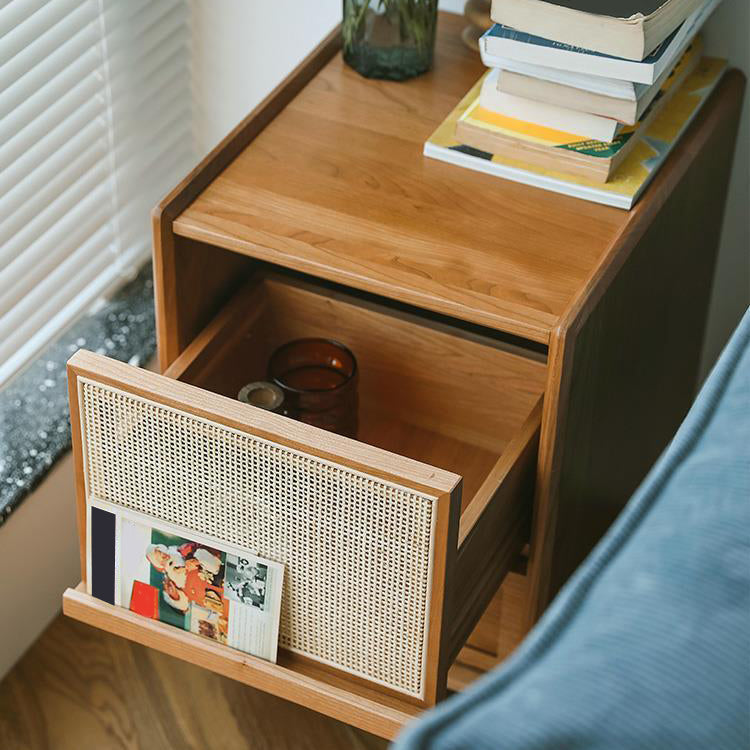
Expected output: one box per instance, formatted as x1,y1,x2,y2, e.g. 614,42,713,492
79,379,437,698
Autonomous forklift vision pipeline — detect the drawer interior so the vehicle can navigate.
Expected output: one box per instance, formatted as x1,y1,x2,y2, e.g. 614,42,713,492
165,271,547,520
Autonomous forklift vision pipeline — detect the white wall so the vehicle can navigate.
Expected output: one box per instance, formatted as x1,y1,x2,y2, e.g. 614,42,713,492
191,0,748,371
697,0,749,375
0,454,80,680
190,0,341,155
190,0,465,154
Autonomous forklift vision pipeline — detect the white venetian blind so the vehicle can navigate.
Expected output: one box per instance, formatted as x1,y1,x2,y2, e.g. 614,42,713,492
0,0,194,386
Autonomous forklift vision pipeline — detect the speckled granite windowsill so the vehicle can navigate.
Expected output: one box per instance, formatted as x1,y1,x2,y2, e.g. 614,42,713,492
0,264,156,527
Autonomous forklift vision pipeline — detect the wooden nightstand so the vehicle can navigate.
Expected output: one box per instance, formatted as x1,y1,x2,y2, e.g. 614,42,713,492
62,13,745,740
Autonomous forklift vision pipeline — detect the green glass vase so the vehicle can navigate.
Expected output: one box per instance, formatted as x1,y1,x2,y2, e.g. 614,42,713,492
342,0,438,82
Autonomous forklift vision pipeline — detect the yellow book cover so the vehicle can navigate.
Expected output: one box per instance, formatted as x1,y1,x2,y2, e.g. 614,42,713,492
461,37,703,158
423,56,726,209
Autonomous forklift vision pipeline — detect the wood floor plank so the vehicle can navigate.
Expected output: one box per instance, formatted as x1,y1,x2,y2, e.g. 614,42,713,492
0,615,387,750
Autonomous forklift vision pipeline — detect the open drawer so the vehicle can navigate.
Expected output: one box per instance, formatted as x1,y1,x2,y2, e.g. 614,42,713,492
63,271,545,739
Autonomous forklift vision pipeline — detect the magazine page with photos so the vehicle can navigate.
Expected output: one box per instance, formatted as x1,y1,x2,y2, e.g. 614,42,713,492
86,500,284,663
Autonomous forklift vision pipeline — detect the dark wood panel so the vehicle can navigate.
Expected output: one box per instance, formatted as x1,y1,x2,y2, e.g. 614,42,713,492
448,401,541,661
527,71,746,621
171,236,256,359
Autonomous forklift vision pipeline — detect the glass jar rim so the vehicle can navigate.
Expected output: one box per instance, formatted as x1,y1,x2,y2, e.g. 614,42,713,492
268,337,358,394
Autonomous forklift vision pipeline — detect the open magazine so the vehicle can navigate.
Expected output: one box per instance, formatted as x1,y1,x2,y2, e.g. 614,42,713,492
87,500,284,663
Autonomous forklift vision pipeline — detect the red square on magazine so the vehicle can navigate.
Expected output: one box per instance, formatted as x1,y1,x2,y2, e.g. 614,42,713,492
129,580,158,618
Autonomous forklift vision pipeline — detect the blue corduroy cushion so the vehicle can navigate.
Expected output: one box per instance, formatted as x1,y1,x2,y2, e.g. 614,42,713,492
395,309,750,750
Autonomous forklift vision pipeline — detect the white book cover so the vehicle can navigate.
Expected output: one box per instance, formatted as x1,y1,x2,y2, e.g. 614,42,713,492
481,69,621,141
482,55,642,100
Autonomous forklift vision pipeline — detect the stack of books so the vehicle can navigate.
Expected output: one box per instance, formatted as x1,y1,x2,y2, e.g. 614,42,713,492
425,0,726,209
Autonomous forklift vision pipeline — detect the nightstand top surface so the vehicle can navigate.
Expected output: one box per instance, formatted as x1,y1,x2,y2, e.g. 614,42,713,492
172,14,696,344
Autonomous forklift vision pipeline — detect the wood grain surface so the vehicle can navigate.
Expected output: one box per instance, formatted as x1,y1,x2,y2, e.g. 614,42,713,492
169,271,546,476
159,269,544,680
448,399,541,662
153,25,342,370
0,614,386,750
63,585,426,738
0,609,525,747
172,12,629,346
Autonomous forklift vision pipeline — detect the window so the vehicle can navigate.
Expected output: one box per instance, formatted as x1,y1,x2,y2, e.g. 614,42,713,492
0,0,193,386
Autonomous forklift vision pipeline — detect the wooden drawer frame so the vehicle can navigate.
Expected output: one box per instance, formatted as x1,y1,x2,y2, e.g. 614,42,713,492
63,269,543,737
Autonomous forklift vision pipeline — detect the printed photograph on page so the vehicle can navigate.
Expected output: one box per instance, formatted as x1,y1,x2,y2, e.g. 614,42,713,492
91,503,284,663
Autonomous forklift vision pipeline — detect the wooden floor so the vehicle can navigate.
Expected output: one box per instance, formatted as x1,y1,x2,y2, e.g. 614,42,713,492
0,615,387,750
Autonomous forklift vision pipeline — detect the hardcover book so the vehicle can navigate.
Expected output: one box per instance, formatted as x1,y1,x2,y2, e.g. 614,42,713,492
480,0,716,84
423,56,726,209
489,0,711,60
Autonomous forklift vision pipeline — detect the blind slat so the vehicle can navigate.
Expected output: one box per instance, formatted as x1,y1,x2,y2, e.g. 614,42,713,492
103,0,183,49
0,254,127,386
0,210,113,331
112,87,192,162
107,25,188,104
0,67,106,172
0,1,50,44
0,217,114,348
0,156,112,279
109,41,189,121
0,70,192,253
0,132,107,247
0,93,106,196
0,44,102,148
0,229,117,378
0,0,194,386
0,0,96,96
0,0,85,68
0,115,105,203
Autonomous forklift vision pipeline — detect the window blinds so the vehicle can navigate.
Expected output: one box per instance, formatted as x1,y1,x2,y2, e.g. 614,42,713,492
0,0,193,386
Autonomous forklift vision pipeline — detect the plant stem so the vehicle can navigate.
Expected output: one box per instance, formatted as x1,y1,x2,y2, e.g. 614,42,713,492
344,0,437,53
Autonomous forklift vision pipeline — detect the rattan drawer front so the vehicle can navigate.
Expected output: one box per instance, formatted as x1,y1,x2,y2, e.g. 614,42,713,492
67,350,461,710
79,376,436,699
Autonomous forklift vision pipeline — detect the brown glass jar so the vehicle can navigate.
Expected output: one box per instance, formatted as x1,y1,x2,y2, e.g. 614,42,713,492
268,338,358,438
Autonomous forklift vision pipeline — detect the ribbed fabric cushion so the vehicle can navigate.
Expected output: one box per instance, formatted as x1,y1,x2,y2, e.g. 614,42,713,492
395,309,750,750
